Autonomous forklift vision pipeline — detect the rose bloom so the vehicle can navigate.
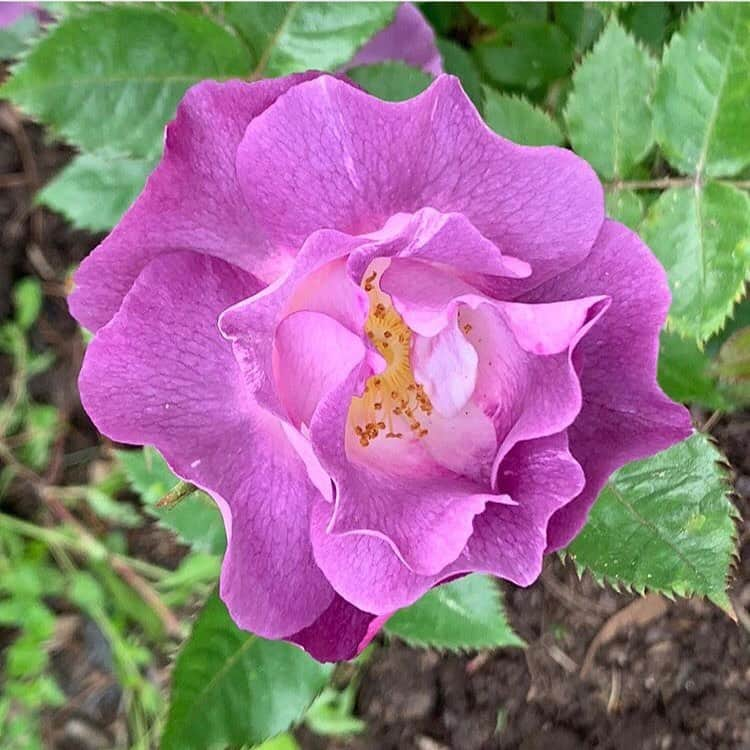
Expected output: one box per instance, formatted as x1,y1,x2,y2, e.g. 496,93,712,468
71,72,691,661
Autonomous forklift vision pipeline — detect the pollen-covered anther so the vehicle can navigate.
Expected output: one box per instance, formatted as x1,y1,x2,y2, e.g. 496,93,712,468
348,265,434,447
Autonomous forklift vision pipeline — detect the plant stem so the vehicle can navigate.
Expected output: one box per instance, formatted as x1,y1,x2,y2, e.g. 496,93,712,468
0,510,171,582
156,480,196,508
607,177,750,191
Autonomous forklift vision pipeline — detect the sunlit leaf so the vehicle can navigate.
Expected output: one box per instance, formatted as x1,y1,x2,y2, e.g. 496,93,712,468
641,182,750,342
161,593,331,750
568,434,736,609
386,574,524,651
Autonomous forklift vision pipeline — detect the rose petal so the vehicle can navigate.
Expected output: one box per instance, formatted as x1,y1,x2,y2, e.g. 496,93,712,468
310,368,500,576
347,207,530,284
69,74,317,332
520,220,693,549
459,433,585,585
344,3,443,75
79,251,334,637
289,594,388,662
237,74,604,291
380,258,610,474
310,496,444,613
275,310,367,428
220,229,369,419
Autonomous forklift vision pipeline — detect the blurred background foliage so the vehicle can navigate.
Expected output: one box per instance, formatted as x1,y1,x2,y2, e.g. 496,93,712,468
0,2,749,748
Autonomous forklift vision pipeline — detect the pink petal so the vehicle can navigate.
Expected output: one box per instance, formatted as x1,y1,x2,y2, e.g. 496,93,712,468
219,229,369,420
237,75,604,292
275,310,367,428
347,207,530,284
69,74,317,332
521,220,693,549
289,594,389,663
79,252,335,637
459,434,585,585
411,311,478,417
309,368,500,576
344,3,443,76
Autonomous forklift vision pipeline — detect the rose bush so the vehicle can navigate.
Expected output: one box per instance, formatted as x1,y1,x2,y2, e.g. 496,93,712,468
71,72,691,661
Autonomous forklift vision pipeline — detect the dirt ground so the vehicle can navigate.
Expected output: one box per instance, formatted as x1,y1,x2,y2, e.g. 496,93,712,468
2,106,749,750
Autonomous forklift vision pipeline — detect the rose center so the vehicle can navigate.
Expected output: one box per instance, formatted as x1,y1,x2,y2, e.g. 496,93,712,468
348,265,433,448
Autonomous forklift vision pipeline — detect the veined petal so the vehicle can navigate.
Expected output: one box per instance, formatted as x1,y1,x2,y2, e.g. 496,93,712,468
69,74,317,332
520,220,693,549
79,252,335,637
237,75,604,292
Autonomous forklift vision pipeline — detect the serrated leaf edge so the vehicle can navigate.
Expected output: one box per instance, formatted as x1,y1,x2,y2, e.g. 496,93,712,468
563,17,659,179
565,437,739,611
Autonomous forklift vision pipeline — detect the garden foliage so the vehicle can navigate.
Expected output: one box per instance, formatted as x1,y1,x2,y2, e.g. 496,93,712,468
1,3,748,748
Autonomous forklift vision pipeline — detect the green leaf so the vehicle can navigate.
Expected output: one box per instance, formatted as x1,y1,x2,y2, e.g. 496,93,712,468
0,11,40,60
385,574,524,651
91,562,166,641
653,4,750,178
618,2,670,52
640,182,750,342
347,62,432,102
420,3,461,36
474,21,574,90
658,330,731,410
1,5,252,158
224,2,396,78
305,686,366,737
161,593,331,750
482,85,563,146
117,448,226,554
157,552,221,606
568,433,736,609
17,404,58,471
565,21,657,179
12,278,43,331
437,38,483,110
466,2,547,28
254,734,300,750
37,152,154,232
84,487,141,528
605,189,644,230
554,3,605,53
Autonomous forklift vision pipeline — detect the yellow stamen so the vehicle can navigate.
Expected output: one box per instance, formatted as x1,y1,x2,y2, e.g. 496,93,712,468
348,263,433,447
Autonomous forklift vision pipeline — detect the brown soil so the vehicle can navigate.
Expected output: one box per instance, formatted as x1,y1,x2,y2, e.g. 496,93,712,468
2,102,749,750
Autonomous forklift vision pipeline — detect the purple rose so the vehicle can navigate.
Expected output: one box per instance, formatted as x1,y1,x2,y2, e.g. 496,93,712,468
343,3,443,75
71,74,691,661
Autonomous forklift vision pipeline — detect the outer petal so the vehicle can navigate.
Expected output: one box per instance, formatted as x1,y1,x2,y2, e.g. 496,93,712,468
289,594,388,663
237,74,604,291
79,252,335,637
521,220,693,549
310,496,441,613
69,74,316,333
459,434,585,585
344,3,443,75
